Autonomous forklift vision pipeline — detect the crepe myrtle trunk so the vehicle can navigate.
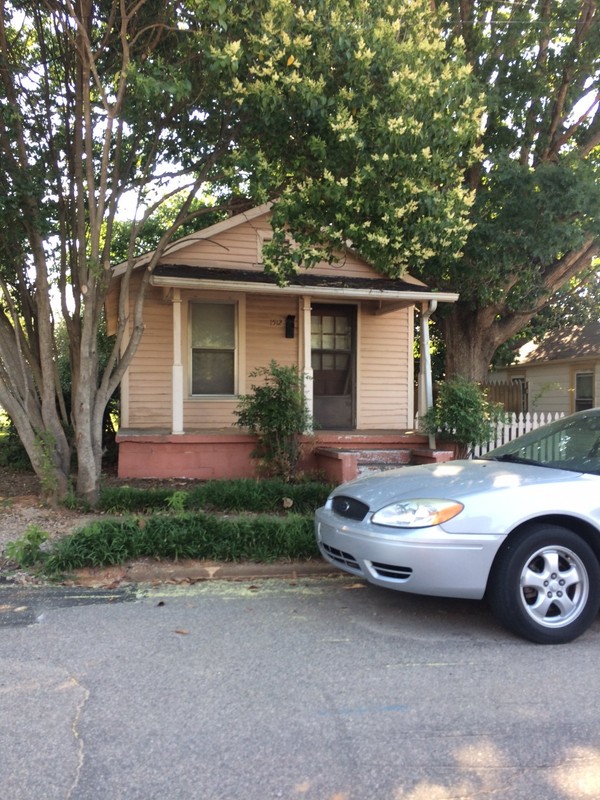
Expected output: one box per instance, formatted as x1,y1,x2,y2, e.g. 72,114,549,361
75,421,103,507
71,324,107,506
0,389,71,501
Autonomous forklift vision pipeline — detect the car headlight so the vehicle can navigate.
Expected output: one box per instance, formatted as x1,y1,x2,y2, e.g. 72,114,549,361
371,499,464,528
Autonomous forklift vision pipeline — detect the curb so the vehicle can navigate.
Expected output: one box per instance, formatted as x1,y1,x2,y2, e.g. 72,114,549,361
69,559,341,587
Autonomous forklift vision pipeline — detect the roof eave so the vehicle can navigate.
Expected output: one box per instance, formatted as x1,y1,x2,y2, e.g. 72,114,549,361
149,274,459,303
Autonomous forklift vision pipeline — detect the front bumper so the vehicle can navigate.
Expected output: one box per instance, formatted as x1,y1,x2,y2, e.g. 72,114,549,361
315,507,504,600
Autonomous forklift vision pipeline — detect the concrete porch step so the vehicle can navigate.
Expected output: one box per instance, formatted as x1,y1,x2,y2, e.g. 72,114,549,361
314,444,456,484
356,448,412,476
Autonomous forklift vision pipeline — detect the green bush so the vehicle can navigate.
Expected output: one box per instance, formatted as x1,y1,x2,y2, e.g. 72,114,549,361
0,419,33,471
43,512,318,574
235,361,312,482
422,376,507,458
3,477,332,573
4,525,48,568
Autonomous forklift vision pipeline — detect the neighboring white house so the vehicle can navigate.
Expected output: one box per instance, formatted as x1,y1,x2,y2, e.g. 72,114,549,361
489,322,600,414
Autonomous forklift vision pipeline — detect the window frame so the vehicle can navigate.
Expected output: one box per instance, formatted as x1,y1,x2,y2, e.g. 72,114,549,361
574,371,594,413
188,299,239,398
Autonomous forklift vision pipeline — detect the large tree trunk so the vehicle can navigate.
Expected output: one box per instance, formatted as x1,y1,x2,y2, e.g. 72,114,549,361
0,386,71,502
439,238,600,381
438,304,502,382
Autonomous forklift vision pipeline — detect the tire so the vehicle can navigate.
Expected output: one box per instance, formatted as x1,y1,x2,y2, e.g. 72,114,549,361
488,524,600,644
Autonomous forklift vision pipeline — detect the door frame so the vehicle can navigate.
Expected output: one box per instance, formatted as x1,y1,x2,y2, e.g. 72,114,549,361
310,303,357,430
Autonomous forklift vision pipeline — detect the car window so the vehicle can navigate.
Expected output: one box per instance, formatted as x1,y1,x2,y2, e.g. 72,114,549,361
484,410,600,475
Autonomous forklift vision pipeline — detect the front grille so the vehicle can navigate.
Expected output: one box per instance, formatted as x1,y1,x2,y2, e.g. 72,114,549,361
332,495,369,521
371,562,412,580
322,543,362,572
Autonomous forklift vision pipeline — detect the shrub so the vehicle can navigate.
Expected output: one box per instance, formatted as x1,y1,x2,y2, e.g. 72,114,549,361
422,376,507,458
4,525,48,568
0,418,33,471
235,361,312,482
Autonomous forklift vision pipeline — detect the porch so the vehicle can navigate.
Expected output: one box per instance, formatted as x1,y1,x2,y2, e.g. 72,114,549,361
116,428,455,485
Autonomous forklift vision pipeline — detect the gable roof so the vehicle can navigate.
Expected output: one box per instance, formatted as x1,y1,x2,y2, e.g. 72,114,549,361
112,203,459,303
112,204,274,276
516,321,600,365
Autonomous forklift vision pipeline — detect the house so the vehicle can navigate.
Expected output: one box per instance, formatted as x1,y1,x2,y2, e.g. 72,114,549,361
106,204,459,482
488,321,600,414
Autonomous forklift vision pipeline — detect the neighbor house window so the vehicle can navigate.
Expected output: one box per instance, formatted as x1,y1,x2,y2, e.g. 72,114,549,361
575,372,593,412
190,302,236,395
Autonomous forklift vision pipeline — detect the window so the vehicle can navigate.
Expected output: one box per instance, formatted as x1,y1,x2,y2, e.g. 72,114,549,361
190,302,236,395
575,372,594,412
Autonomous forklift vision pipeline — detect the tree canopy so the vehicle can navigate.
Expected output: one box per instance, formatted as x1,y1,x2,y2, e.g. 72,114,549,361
427,0,600,380
264,0,600,380
0,0,479,502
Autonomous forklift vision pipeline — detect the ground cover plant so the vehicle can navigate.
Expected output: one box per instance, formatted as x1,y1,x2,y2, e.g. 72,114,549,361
4,478,332,575
98,478,331,514
43,513,318,574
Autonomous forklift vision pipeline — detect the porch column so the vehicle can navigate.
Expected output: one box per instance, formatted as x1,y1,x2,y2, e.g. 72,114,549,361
301,295,314,430
172,289,184,434
419,300,437,447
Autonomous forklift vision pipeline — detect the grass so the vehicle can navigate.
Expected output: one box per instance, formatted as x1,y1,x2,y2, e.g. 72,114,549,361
98,478,331,514
4,477,332,575
44,512,318,573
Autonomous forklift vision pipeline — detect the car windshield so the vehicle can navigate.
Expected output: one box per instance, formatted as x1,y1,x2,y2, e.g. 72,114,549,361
483,408,600,476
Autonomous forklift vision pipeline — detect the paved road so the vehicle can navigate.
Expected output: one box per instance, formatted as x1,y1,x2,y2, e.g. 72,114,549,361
1,576,600,800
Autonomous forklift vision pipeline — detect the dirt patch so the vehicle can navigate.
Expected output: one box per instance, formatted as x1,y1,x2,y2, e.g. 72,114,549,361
0,465,198,570
0,467,41,498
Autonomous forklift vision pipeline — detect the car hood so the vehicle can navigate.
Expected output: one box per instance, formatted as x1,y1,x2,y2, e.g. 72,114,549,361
333,459,582,510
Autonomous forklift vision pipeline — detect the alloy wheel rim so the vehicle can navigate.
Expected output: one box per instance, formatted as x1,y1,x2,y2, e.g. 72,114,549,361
519,545,589,629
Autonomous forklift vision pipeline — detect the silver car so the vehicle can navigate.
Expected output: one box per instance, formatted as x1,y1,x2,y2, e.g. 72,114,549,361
315,408,600,644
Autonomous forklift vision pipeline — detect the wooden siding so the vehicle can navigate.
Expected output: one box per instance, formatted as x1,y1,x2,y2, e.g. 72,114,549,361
114,203,421,434
245,294,300,370
127,284,173,429
490,361,598,414
357,305,412,428
158,212,385,281
124,285,413,432
182,292,300,429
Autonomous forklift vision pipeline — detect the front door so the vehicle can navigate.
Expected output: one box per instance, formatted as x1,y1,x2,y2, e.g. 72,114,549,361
311,304,356,429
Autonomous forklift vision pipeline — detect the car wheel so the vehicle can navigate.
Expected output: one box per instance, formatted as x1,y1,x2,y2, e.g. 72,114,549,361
489,524,600,644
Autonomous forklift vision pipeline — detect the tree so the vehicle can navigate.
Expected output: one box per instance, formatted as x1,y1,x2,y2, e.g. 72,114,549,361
265,0,600,381
0,0,480,504
492,262,600,368
426,0,600,380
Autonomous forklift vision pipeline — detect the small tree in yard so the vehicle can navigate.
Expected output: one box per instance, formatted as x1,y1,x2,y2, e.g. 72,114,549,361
235,362,311,482
422,377,506,459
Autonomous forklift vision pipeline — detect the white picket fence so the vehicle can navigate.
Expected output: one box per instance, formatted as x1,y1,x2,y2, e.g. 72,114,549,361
472,411,565,457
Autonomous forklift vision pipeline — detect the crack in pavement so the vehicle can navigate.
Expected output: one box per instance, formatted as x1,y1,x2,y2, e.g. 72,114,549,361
65,676,90,800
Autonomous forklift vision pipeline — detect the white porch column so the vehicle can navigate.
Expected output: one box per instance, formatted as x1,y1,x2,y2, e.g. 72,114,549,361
172,289,184,434
301,295,313,430
419,300,437,447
